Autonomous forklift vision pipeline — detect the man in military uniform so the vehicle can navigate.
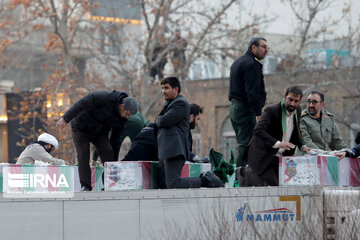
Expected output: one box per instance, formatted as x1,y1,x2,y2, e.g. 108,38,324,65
299,90,347,151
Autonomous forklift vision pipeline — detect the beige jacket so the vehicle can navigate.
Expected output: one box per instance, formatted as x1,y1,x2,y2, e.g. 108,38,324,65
16,143,65,166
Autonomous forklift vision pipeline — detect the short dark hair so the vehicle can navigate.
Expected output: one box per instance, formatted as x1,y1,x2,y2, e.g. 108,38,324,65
308,90,325,102
285,85,303,99
161,77,181,94
123,97,139,115
248,37,267,52
190,104,203,116
355,131,360,145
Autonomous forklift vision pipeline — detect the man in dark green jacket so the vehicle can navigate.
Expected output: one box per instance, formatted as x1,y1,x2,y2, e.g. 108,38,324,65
299,90,347,152
229,37,268,167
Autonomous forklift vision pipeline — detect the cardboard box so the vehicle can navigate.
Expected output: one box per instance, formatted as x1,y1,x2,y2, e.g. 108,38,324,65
180,162,211,178
279,155,339,186
104,161,158,191
105,161,212,190
339,157,360,186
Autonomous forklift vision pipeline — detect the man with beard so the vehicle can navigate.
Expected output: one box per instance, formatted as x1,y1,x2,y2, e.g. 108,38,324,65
16,133,66,165
122,103,204,162
299,90,347,151
236,86,310,186
229,37,268,167
155,77,223,188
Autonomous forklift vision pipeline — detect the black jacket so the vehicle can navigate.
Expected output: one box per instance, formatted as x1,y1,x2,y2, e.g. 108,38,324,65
246,102,304,175
122,124,158,161
229,51,266,116
62,90,128,159
155,95,190,160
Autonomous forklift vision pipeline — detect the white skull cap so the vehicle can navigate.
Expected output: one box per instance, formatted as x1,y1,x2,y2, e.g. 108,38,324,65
38,133,58,149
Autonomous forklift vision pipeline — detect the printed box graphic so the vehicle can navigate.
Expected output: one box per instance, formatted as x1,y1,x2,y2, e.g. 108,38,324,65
279,155,339,186
105,161,211,190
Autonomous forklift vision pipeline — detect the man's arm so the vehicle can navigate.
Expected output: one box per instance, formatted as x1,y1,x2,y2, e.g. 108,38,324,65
56,91,109,131
155,100,187,128
253,107,279,148
299,119,319,149
329,122,347,150
31,145,66,166
61,91,109,122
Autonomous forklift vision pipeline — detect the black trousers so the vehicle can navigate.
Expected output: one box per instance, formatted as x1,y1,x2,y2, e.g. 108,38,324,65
158,155,202,189
72,130,117,189
245,156,279,186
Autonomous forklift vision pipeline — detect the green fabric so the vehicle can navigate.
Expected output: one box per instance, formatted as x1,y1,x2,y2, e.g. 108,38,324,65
209,148,235,184
327,156,339,185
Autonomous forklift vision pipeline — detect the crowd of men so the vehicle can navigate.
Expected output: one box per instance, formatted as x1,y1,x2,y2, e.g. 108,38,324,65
16,37,360,190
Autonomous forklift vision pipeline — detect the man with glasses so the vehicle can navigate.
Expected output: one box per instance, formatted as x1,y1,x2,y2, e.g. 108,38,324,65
299,90,347,151
229,37,268,167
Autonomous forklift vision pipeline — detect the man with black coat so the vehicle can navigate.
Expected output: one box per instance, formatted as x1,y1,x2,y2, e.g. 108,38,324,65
229,37,268,167
122,104,204,162
56,90,139,191
155,77,223,189
236,86,310,186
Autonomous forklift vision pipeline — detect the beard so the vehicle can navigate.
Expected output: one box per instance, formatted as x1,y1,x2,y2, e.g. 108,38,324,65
308,107,317,115
285,105,296,112
189,120,196,129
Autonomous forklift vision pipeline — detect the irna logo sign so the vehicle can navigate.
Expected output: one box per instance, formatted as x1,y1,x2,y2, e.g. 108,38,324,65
3,165,74,198
7,173,69,188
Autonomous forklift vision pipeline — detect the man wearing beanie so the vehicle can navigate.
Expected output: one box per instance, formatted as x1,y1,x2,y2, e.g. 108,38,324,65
16,133,66,165
56,90,139,191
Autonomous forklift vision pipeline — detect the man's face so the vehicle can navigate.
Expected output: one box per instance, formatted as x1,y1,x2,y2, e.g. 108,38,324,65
284,92,301,112
306,93,324,117
118,104,132,119
189,114,201,129
252,40,268,60
161,83,178,101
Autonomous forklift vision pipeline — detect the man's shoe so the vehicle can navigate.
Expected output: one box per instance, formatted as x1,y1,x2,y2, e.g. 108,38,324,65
81,186,92,191
235,166,247,186
201,171,224,188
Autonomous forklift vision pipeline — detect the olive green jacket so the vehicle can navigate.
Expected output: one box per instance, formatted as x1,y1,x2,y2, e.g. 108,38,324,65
299,109,347,151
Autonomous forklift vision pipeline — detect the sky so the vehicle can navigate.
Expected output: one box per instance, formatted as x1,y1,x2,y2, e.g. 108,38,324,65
248,0,360,37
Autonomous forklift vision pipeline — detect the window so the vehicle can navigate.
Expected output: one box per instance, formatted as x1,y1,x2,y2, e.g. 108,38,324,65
189,59,215,80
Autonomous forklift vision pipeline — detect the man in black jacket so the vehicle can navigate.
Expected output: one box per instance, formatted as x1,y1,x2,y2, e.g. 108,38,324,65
229,37,268,167
155,77,223,189
236,86,310,186
56,90,139,191
122,103,204,162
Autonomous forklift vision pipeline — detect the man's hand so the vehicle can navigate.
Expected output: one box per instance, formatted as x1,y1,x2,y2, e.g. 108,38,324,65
278,142,295,151
56,118,67,131
334,152,346,160
301,146,311,153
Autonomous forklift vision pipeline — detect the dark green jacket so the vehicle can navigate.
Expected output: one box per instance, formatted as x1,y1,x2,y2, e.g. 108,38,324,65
299,109,347,151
